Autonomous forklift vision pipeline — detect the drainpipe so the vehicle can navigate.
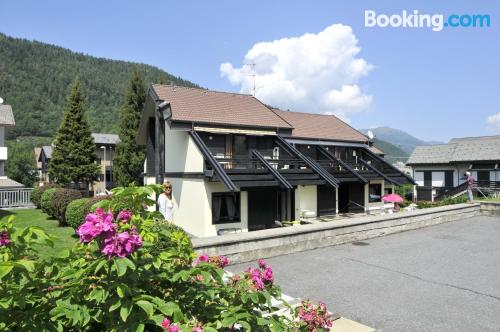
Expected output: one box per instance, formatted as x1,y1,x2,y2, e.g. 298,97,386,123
155,101,169,185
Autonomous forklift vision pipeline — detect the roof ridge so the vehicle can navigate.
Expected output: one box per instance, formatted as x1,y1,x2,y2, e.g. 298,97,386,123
450,134,500,141
152,84,253,98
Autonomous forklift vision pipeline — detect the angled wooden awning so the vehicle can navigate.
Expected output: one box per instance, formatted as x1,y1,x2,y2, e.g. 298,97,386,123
358,158,401,185
189,130,238,192
316,146,368,184
276,136,339,188
363,147,416,185
252,150,293,190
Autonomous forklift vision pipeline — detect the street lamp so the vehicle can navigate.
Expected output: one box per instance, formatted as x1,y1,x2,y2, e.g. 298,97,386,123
100,146,106,192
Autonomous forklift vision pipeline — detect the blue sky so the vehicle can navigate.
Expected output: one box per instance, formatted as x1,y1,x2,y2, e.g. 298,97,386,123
1,0,499,142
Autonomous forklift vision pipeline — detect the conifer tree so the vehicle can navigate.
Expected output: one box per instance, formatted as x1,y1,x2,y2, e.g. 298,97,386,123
48,79,99,188
114,68,146,186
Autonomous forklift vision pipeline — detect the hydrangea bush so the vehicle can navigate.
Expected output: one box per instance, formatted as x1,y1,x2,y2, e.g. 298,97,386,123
0,185,333,331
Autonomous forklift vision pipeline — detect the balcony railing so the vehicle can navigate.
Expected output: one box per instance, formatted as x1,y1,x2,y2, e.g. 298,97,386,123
210,155,309,171
0,188,33,208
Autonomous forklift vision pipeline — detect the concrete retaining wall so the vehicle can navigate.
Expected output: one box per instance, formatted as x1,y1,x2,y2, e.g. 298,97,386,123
192,203,481,264
480,201,500,216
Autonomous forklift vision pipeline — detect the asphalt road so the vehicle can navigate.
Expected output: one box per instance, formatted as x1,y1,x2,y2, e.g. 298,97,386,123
229,215,500,331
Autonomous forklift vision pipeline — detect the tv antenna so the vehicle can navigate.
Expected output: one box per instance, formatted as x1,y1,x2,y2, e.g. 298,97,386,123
367,130,375,140
244,63,256,96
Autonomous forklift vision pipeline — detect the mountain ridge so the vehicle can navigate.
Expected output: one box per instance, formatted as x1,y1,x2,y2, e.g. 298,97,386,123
0,32,200,138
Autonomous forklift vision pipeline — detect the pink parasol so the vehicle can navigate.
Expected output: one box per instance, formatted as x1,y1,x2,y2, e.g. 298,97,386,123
382,193,403,203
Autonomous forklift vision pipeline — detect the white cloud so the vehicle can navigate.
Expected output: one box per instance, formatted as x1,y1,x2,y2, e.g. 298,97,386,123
487,113,500,132
220,24,373,120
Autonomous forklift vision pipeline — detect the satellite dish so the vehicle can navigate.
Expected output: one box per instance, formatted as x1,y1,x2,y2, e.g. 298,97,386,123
367,130,374,140
0,98,3,104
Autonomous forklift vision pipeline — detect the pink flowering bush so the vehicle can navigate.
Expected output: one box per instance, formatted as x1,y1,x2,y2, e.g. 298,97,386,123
0,185,333,331
295,300,333,331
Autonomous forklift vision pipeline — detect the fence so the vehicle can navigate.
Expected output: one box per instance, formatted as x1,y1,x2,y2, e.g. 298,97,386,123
0,188,33,208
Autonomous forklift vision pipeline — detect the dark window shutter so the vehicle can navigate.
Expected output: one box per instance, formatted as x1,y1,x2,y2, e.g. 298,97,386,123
146,118,155,175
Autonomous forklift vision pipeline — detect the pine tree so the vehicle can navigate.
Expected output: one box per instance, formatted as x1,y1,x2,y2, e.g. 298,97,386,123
48,79,99,188
114,68,146,187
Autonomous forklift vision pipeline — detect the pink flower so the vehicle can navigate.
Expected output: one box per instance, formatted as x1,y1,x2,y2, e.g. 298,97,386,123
77,208,116,243
219,255,229,268
168,325,179,332
0,231,10,246
248,268,265,290
263,266,273,282
101,229,142,258
194,254,209,265
117,210,132,223
258,258,267,268
162,318,170,329
192,326,203,332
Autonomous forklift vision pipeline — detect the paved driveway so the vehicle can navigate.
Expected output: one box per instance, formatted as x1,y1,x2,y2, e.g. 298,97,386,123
230,215,500,331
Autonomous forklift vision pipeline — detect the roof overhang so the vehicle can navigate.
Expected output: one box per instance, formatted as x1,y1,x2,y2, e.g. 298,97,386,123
285,138,368,148
194,126,276,136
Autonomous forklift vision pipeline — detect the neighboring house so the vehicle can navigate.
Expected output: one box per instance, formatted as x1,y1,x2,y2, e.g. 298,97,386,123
38,145,52,183
38,133,120,194
0,104,24,189
34,147,42,181
407,135,500,201
137,85,414,237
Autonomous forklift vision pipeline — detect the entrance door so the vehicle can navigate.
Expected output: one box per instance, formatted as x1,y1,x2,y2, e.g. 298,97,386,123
317,185,336,216
248,188,279,231
338,182,364,213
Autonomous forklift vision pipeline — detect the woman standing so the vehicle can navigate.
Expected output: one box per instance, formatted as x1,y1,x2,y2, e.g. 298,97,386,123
158,181,175,221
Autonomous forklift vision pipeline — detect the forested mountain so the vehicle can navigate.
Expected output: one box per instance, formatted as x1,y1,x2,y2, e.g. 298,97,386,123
0,33,199,138
360,126,443,155
372,138,410,164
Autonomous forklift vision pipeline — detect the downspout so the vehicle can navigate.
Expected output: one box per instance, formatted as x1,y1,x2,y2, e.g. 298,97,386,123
155,101,169,185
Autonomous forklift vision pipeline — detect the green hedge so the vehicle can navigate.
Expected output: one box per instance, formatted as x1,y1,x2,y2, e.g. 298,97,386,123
65,195,110,230
40,188,59,217
51,188,83,226
65,198,90,229
31,184,59,209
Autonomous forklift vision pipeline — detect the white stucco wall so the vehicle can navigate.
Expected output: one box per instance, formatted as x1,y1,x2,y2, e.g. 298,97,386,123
164,121,204,173
167,179,248,238
294,185,317,218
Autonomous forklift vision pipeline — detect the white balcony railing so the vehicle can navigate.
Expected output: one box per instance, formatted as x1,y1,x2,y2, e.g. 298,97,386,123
0,188,33,208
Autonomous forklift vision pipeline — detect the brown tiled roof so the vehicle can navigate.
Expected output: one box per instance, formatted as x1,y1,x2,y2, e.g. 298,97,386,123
152,85,292,129
272,109,368,143
369,146,384,155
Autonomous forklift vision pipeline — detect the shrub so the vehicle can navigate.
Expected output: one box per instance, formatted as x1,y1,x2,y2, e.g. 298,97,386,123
87,196,110,212
40,188,58,217
51,189,83,226
65,198,90,229
0,185,333,331
65,196,110,230
31,184,59,209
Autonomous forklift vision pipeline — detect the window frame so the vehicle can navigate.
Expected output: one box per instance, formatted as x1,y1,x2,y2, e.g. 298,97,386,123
212,192,241,224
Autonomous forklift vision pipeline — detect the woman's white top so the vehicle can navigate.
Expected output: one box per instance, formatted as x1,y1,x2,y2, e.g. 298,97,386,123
158,193,175,221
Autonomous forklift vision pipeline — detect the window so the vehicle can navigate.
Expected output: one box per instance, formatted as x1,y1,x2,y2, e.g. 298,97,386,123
369,184,382,203
212,192,240,224
233,135,247,157
384,187,392,195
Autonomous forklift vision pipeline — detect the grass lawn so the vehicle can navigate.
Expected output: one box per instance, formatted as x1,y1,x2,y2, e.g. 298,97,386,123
0,208,77,258
477,196,500,202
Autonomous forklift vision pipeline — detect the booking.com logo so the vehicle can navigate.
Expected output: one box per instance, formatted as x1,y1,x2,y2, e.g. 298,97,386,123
365,10,491,32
